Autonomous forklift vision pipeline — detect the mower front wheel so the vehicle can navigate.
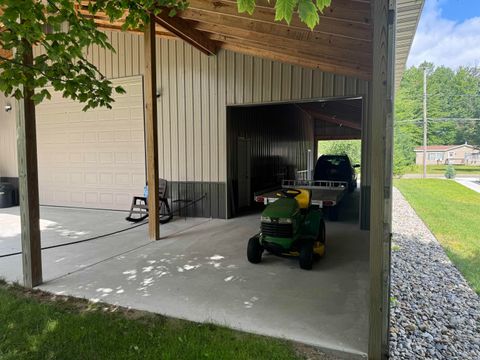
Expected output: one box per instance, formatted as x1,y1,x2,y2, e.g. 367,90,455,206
247,235,263,264
299,241,314,270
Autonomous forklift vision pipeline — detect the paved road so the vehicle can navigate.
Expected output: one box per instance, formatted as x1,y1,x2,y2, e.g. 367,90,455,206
456,178,480,193
401,173,480,179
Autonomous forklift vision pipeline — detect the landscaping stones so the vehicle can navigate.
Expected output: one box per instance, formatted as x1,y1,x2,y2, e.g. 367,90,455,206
390,188,480,360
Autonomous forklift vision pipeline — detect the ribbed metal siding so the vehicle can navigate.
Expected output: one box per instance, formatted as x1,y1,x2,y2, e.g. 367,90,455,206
29,30,371,218
227,104,315,215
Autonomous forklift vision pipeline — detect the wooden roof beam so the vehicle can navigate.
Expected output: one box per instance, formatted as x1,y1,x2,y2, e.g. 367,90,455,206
76,4,175,38
181,8,371,51
91,21,175,39
186,0,372,42
195,23,371,66
228,0,372,24
78,4,217,55
216,37,371,80
154,11,217,55
0,47,12,59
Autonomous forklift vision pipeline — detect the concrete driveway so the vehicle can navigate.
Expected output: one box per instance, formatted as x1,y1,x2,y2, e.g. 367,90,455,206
456,178,480,193
0,192,369,359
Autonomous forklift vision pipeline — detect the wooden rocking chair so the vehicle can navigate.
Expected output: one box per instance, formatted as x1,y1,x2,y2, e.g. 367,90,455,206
125,178,173,224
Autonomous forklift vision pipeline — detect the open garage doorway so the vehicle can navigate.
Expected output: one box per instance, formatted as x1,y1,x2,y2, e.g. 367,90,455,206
226,98,363,221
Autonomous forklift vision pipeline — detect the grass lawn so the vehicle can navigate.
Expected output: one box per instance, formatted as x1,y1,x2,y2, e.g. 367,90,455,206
405,164,480,175
394,179,480,294
0,281,300,360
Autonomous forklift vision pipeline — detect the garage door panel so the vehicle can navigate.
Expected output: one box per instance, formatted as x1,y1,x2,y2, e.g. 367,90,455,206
97,110,115,121
99,152,114,164
68,132,83,143
114,130,132,142
132,173,145,186
70,173,83,185
69,152,83,163
99,173,113,185
36,76,145,210
114,193,132,207
99,193,114,205
71,192,84,204
132,152,145,164
130,106,144,120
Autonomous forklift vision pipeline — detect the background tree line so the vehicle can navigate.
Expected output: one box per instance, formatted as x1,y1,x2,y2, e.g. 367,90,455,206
394,62,480,173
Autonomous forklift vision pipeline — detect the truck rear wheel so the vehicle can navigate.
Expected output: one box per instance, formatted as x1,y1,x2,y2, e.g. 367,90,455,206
247,236,263,264
299,241,314,270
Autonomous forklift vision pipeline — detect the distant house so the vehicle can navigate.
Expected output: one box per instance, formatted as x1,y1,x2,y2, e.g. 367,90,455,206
414,143,480,165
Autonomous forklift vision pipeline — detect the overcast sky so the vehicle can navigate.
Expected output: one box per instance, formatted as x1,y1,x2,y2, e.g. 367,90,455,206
407,0,480,68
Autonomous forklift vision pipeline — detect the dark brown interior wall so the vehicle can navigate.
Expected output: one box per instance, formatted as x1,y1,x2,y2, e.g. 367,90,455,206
227,104,315,217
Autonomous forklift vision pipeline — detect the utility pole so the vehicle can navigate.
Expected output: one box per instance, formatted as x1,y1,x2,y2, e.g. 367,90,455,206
423,68,427,179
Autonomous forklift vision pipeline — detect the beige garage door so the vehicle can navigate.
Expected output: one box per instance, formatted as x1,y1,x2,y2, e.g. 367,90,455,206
36,76,145,210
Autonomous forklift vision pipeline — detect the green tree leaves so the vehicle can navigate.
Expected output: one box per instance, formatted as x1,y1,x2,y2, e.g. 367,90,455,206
1,0,332,111
0,0,187,110
317,140,361,165
394,62,480,173
274,0,297,25
298,0,319,29
237,0,332,29
237,0,256,15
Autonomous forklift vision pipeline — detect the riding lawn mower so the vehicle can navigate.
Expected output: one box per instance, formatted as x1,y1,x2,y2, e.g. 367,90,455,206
247,188,326,270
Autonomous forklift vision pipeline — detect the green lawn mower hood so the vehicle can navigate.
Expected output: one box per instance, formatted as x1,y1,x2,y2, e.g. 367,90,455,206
261,197,299,221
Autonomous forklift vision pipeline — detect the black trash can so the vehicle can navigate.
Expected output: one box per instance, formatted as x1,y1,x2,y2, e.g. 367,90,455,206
0,182,15,208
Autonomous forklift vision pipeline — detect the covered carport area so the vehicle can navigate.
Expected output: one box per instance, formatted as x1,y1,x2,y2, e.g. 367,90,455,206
226,97,363,221
1,0,423,359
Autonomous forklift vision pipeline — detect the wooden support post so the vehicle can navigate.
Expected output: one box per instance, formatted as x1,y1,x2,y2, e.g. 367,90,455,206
144,13,160,240
16,43,42,288
368,0,395,359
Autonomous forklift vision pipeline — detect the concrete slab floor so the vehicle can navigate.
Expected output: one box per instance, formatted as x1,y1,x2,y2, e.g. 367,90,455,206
0,193,369,359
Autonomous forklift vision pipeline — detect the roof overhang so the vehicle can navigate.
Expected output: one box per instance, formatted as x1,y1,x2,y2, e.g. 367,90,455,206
395,0,424,89
79,0,373,80
1,1,423,85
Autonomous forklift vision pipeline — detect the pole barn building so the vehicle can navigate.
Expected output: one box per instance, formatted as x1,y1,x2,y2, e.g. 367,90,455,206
0,1,423,359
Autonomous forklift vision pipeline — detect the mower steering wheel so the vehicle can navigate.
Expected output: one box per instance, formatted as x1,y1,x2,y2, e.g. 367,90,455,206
280,188,302,198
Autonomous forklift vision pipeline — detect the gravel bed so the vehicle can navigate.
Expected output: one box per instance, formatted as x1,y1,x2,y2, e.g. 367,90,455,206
390,188,480,359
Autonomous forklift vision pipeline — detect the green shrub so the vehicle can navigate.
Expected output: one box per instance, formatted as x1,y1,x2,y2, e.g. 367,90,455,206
445,165,456,179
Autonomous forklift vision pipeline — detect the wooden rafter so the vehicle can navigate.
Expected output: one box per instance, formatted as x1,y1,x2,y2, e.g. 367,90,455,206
182,8,370,53
220,40,370,79
193,22,371,63
186,0,372,41
154,11,217,55
0,11,12,59
76,0,375,80
76,2,217,55
239,0,371,24
76,3,175,38
0,47,12,59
